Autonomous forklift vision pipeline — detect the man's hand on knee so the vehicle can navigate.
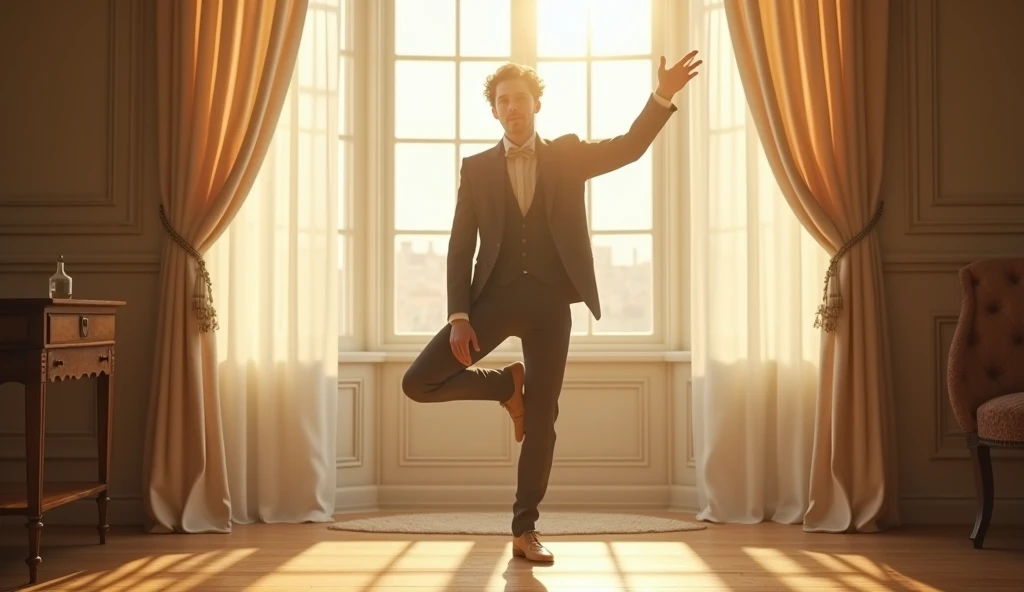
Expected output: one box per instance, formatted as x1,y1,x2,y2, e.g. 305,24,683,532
449,319,479,366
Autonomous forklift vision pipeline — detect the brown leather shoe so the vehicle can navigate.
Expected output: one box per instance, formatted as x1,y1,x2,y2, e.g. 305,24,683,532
512,530,554,562
500,361,525,443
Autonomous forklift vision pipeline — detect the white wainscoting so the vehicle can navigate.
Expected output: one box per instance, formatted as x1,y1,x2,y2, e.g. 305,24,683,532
335,359,699,516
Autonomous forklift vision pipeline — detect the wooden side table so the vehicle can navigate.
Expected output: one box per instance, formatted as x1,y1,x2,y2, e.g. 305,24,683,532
0,298,124,584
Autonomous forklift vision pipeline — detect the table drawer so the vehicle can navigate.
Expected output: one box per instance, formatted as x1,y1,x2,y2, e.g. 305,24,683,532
47,345,113,382
47,313,115,345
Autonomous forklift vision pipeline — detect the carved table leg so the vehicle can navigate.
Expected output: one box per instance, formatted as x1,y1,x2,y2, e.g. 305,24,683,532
25,363,47,583
96,351,114,544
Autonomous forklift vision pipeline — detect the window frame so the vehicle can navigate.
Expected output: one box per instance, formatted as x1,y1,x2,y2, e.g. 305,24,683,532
338,0,363,352
346,0,691,353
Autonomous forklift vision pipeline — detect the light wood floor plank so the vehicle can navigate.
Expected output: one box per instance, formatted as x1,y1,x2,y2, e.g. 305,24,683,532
1,512,1020,591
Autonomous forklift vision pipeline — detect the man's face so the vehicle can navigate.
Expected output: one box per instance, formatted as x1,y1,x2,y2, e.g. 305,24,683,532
492,78,540,138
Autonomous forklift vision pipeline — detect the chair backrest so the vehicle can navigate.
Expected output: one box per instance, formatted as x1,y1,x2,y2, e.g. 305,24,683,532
947,258,1024,434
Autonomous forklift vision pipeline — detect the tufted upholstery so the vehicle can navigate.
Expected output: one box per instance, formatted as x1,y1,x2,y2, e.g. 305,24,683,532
947,258,1024,442
976,392,1024,444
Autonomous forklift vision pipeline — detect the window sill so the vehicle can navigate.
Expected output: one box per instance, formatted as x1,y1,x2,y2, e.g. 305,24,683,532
338,350,692,364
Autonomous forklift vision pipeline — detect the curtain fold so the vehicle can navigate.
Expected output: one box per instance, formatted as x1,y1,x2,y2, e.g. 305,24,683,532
689,0,830,526
143,0,310,533
207,3,340,525
705,0,899,532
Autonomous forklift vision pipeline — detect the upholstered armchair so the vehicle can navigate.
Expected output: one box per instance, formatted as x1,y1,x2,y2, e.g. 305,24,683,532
947,258,1024,548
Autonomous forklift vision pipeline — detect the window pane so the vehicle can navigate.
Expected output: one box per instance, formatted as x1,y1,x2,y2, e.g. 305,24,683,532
537,0,587,57
590,0,651,56
591,150,652,230
339,0,349,52
591,59,652,139
395,0,454,56
460,0,511,57
571,302,590,335
395,61,455,139
536,61,587,139
707,5,745,130
460,61,506,140
592,234,653,334
394,235,449,334
395,143,456,231
338,55,351,136
338,235,350,336
337,139,350,231
459,142,495,162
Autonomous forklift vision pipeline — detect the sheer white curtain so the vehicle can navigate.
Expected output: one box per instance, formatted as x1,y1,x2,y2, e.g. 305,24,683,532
206,3,339,524
688,0,830,523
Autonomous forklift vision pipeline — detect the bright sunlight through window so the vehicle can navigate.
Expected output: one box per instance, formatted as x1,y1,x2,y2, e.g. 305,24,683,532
388,0,662,342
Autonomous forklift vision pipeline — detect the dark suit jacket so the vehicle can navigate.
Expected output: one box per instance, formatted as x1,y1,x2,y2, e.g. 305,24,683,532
447,95,677,321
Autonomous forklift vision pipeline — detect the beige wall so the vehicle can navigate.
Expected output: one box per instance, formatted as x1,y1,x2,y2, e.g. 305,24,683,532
881,0,1024,523
0,0,1021,527
0,0,157,525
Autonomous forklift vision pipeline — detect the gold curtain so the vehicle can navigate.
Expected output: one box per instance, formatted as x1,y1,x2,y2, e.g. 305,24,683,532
723,0,900,532
143,0,308,532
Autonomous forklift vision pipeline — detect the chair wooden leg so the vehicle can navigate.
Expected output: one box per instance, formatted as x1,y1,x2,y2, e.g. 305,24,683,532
968,436,994,548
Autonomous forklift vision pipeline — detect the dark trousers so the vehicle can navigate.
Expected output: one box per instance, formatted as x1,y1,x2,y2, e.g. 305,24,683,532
402,274,572,536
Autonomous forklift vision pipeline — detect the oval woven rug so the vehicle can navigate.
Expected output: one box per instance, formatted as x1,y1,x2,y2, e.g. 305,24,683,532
327,512,705,535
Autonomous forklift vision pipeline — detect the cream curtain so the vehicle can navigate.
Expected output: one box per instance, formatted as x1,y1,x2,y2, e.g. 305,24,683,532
703,0,899,532
143,0,311,533
689,0,831,526
207,3,339,525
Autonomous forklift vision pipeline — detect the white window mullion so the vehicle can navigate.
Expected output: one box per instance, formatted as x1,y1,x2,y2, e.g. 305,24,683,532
366,0,388,349
511,0,536,67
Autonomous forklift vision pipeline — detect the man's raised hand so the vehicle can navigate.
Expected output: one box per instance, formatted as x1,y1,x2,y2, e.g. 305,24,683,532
656,50,702,100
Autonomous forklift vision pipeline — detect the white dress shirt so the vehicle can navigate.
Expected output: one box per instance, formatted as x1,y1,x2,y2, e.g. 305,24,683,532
448,91,674,324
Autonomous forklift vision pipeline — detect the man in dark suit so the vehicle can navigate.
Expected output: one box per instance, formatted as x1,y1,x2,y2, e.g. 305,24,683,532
402,51,701,561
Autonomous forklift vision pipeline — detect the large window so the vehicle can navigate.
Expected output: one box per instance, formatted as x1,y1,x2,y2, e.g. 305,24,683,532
386,0,666,346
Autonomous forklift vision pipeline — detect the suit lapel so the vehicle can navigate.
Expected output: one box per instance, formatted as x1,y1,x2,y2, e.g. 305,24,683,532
487,140,507,229
536,138,559,221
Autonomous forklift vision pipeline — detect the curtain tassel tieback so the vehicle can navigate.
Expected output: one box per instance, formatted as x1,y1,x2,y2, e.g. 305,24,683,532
158,205,219,333
814,201,884,333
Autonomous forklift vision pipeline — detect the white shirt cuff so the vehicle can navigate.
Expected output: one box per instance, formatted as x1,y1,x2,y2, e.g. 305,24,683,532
448,312,469,323
651,91,673,108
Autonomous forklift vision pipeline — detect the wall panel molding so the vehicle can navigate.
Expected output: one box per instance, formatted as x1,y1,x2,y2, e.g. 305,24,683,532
686,379,695,468
0,253,161,274
395,376,652,468
398,392,515,468
883,253,1023,274
904,0,1024,234
0,0,145,235
553,378,650,468
336,378,364,469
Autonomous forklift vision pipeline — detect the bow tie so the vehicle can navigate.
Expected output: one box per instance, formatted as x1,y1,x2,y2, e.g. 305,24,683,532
506,145,534,159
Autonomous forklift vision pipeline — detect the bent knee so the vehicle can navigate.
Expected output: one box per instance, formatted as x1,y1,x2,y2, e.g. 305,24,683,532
401,368,429,402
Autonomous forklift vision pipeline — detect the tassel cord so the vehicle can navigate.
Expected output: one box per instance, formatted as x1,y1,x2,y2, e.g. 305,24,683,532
158,205,219,333
814,201,885,333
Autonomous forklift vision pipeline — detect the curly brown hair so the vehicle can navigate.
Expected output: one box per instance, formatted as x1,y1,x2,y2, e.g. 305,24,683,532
482,63,545,108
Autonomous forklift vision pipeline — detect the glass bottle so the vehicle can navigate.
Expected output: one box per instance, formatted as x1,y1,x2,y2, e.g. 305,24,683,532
49,255,72,299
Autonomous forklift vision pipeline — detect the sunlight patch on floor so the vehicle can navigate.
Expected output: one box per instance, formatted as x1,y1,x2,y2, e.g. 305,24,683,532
745,547,853,589
747,546,946,592
24,549,258,592
481,540,731,591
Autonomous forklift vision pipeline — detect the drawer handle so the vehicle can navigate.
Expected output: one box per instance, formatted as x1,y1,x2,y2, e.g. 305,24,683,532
80,316,89,338
99,354,109,362
53,359,63,367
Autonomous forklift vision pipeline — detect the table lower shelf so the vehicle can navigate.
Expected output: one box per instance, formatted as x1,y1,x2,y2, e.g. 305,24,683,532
0,482,107,515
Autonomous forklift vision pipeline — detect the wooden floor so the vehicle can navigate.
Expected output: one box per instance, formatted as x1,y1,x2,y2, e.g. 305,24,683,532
0,512,1021,591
